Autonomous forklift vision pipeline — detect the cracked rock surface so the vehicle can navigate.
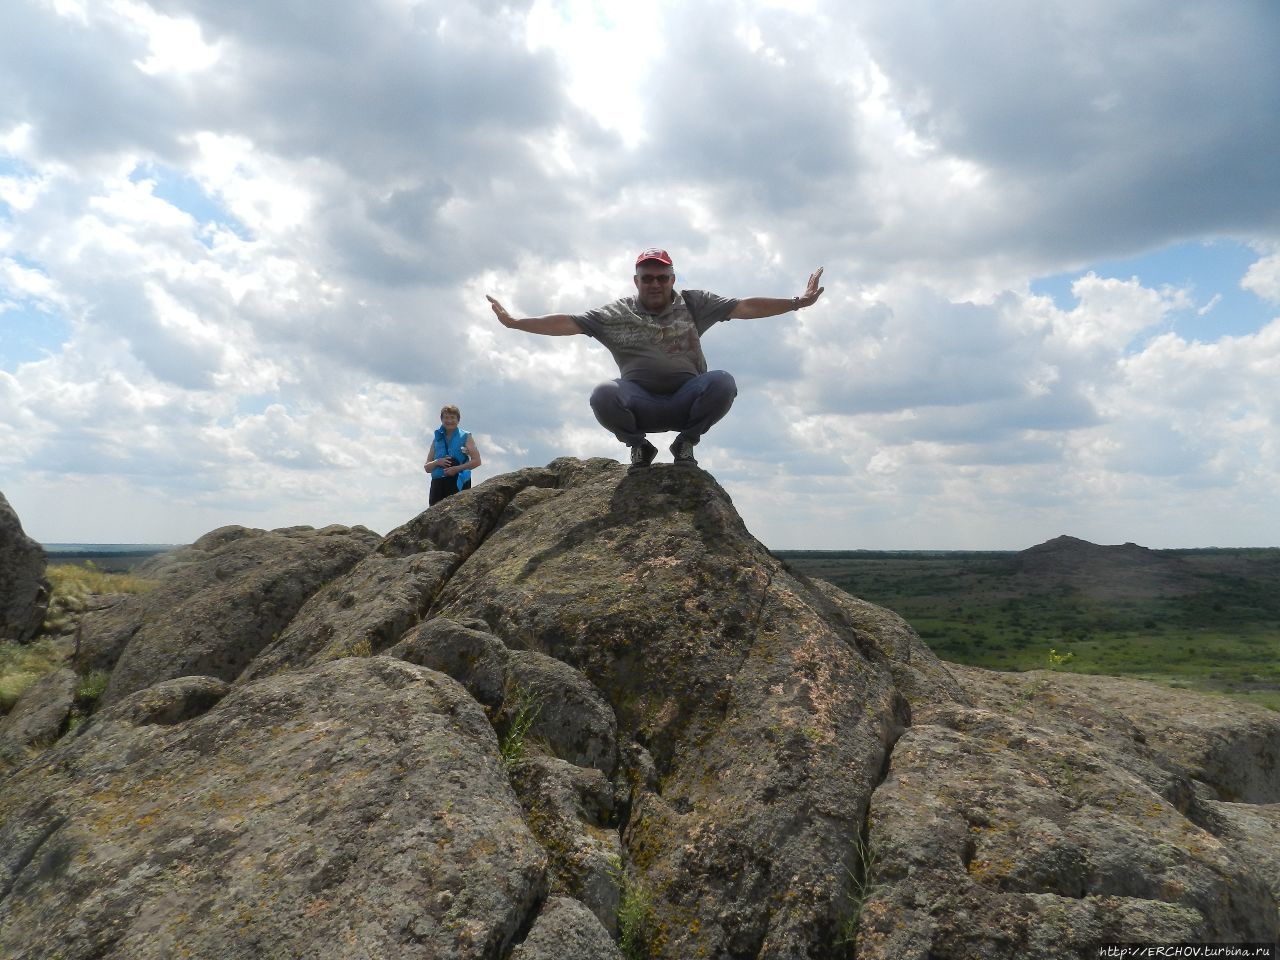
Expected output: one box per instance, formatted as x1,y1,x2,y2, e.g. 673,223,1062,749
1,459,1277,958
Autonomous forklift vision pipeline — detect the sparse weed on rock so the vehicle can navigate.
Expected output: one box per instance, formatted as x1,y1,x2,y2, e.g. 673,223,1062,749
836,831,880,952
65,670,110,732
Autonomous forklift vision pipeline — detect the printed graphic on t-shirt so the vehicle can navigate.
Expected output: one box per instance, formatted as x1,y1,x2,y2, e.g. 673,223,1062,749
594,301,704,360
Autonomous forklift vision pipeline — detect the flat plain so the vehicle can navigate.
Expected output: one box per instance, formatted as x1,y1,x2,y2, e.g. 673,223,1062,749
777,536,1280,712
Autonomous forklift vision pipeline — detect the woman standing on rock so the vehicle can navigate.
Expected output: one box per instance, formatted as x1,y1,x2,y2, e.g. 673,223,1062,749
423,404,482,506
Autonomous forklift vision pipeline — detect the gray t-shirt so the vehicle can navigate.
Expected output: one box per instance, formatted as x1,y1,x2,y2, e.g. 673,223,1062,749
570,289,740,394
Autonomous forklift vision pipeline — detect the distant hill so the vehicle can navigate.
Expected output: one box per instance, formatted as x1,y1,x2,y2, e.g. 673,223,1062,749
1015,534,1166,568
1005,534,1196,598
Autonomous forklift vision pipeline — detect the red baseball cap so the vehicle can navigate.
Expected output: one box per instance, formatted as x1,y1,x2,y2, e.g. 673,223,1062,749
635,248,673,267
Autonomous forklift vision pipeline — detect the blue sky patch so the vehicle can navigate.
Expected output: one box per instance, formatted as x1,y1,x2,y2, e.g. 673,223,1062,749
235,394,278,418
129,162,249,241
0,157,35,178
0,299,69,370
1032,239,1275,343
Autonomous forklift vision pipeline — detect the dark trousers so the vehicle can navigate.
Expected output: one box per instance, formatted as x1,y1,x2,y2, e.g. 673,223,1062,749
589,370,737,446
429,477,471,506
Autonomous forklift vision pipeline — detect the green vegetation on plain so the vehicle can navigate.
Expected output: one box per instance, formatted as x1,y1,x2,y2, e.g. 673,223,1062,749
778,547,1280,712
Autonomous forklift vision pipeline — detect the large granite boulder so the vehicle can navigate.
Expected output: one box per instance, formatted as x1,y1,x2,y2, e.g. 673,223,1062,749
0,491,49,644
238,463,574,681
75,523,380,705
510,896,623,960
2,459,1277,958
429,462,910,958
0,667,77,766
0,657,546,960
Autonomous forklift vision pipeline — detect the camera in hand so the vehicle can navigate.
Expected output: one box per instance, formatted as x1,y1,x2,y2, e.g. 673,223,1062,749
441,456,458,467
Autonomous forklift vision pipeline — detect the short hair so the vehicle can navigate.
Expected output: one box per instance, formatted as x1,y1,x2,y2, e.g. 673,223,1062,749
440,404,461,419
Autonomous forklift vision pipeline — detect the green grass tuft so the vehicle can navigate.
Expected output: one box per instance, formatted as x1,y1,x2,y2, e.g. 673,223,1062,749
500,687,543,768
76,670,110,703
835,832,879,951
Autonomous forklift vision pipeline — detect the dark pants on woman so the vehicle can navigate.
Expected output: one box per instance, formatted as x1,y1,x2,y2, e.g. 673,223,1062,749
429,477,471,506
589,370,737,446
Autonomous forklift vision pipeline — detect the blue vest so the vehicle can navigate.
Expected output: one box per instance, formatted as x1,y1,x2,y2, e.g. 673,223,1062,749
431,427,472,491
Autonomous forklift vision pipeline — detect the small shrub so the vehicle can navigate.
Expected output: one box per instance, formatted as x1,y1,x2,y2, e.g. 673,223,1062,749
61,670,112,733
617,872,655,960
5,564,154,715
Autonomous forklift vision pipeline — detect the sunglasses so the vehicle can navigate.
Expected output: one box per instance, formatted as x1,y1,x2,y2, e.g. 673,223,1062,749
638,273,674,285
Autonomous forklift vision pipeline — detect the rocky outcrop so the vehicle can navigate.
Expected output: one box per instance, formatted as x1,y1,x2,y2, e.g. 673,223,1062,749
424,462,910,959
238,463,572,682
1,459,1277,959
0,491,49,643
74,523,381,705
858,664,1280,958
0,659,545,960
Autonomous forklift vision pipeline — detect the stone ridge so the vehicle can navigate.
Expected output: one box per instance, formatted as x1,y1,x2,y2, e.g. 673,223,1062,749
0,461,1277,959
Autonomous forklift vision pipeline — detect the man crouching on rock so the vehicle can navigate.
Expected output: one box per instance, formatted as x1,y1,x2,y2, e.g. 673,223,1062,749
488,248,824,470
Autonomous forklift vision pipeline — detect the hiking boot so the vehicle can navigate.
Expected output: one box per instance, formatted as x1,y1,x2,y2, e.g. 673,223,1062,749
669,439,698,467
629,439,658,471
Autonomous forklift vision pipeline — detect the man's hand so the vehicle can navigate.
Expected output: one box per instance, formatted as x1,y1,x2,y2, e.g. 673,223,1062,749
727,267,828,320
487,295,515,328
798,267,824,308
486,297,582,336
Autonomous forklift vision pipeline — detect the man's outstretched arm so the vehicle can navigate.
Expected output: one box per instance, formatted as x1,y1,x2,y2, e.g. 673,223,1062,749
728,267,825,319
487,295,582,336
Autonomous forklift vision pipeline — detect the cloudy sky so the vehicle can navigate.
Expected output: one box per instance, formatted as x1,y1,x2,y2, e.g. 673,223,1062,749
2,0,1279,550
